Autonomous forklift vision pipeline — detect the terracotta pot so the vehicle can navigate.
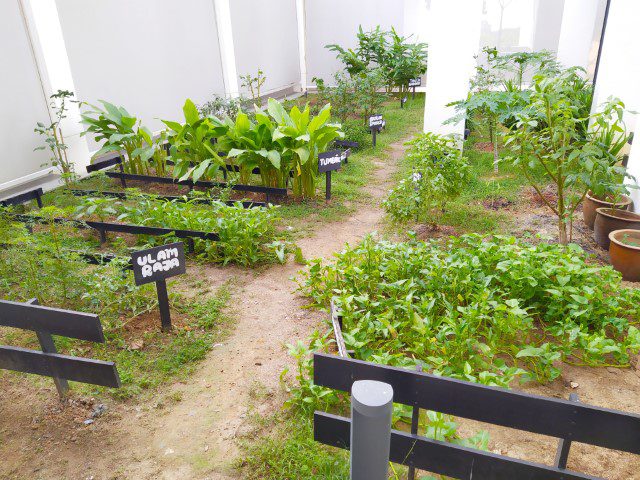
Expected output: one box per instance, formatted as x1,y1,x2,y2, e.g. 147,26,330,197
582,192,632,230
609,229,640,281
594,208,640,250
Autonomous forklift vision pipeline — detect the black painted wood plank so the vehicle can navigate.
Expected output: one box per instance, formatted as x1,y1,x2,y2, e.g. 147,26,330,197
314,412,601,480
0,300,104,342
313,354,640,454
0,346,120,388
104,171,287,196
0,188,44,207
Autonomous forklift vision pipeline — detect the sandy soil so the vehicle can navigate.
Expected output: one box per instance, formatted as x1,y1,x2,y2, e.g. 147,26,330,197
0,142,403,480
2,140,639,480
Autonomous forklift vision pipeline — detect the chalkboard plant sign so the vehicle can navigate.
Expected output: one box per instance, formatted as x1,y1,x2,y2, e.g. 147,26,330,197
368,114,385,147
318,149,351,201
131,242,186,332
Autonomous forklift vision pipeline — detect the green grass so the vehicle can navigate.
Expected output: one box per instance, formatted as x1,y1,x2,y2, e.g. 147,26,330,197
391,132,550,235
237,413,349,480
278,94,425,232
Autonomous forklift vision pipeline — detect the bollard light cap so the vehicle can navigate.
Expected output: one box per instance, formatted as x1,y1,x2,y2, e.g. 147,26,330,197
352,380,394,416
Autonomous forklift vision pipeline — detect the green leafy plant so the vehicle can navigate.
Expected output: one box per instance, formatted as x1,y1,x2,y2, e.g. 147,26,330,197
198,94,248,119
384,133,471,223
505,70,631,244
162,99,226,182
240,69,267,104
298,234,640,393
34,90,77,185
326,25,427,97
72,195,286,266
267,99,344,197
80,100,155,175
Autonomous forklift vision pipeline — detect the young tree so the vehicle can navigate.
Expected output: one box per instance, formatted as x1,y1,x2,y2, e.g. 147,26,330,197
505,70,627,244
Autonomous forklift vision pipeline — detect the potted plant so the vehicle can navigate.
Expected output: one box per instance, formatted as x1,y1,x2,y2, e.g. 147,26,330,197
583,99,633,229
593,207,640,249
609,229,640,281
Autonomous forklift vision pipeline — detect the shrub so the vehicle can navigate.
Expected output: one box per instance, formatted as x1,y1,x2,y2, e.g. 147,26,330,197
384,133,471,222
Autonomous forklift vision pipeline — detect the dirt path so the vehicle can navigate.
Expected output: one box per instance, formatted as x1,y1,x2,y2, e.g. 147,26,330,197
0,142,405,480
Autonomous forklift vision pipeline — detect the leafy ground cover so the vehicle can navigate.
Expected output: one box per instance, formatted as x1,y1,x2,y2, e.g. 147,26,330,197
10,192,287,266
0,218,232,399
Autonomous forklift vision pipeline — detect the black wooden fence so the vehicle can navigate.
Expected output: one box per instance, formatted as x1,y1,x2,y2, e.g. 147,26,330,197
0,299,120,398
313,353,640,480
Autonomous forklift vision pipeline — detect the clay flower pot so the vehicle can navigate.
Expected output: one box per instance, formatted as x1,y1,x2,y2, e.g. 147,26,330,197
582,192,632,230
609,229,640,281
594,208,640,250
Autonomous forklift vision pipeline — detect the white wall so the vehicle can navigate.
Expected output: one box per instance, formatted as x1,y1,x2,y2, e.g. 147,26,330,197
0,0,53,188
230,0,301,96
592,0,640,209
423,0,483,136
556,0,601,70
55,0,226,143
304,0,405,86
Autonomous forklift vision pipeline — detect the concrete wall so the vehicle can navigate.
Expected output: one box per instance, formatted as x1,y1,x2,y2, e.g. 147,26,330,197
0,0,53,188
55,0,226,138
304,0,405,86
230,0,301,97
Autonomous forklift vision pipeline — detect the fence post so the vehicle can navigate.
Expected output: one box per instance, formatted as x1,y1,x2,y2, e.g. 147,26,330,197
350,380,394,480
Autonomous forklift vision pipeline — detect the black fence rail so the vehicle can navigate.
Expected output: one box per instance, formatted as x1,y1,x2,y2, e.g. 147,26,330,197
0,188,43,208
104,171,286,201
85,155,287,202
0,299,120,398
9,213,219,251
70,189,266,209
313,353,640,480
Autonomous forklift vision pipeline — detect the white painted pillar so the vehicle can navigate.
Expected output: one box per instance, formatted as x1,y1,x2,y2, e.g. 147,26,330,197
556,0,600,70
213,0,240,98
296,0,308,92
20,0,92,178
422,0,483,136
590,0,640,209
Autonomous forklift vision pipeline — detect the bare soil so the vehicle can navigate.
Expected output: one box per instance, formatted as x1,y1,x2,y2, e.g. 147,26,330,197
2,140,639,479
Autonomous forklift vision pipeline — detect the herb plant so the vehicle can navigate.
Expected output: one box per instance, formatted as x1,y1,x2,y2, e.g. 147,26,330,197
34,90,77,185
384,133,471,223
240,69,267,104
297,234,640,395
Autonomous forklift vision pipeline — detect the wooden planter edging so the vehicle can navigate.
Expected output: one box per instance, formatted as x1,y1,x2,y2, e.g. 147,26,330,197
9,214,219,250
0,298,120,398
103,171,287,200
314,353,640,479
0,188,43,208
70,189,266,209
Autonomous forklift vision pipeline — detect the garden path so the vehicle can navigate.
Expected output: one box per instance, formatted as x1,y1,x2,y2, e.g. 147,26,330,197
0,140,406,480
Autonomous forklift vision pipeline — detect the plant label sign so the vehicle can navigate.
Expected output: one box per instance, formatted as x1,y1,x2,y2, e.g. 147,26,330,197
369,114,385,131
318,150,344,173
334,139,360,149
131,242,186,286
408,78,422,87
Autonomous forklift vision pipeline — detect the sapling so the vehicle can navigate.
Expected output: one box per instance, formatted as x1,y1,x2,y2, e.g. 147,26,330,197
34,90,77,185
240,69,267,104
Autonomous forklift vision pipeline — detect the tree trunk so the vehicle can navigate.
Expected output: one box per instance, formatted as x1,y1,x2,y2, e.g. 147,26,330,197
558,218,568,245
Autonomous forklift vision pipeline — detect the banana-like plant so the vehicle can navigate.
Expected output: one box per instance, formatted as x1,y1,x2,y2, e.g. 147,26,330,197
267,99,343,198
215,110,284,187
80,101,155,175
162,99,226,182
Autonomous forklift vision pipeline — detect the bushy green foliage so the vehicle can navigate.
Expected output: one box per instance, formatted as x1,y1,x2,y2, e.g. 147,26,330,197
314,69,388,124
300,235,640,390
217,99,344,198
505,72,629,243
384,133,471,222
326,25,427,95
0,215,155,324
80,100,163,175
72,195,285,266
